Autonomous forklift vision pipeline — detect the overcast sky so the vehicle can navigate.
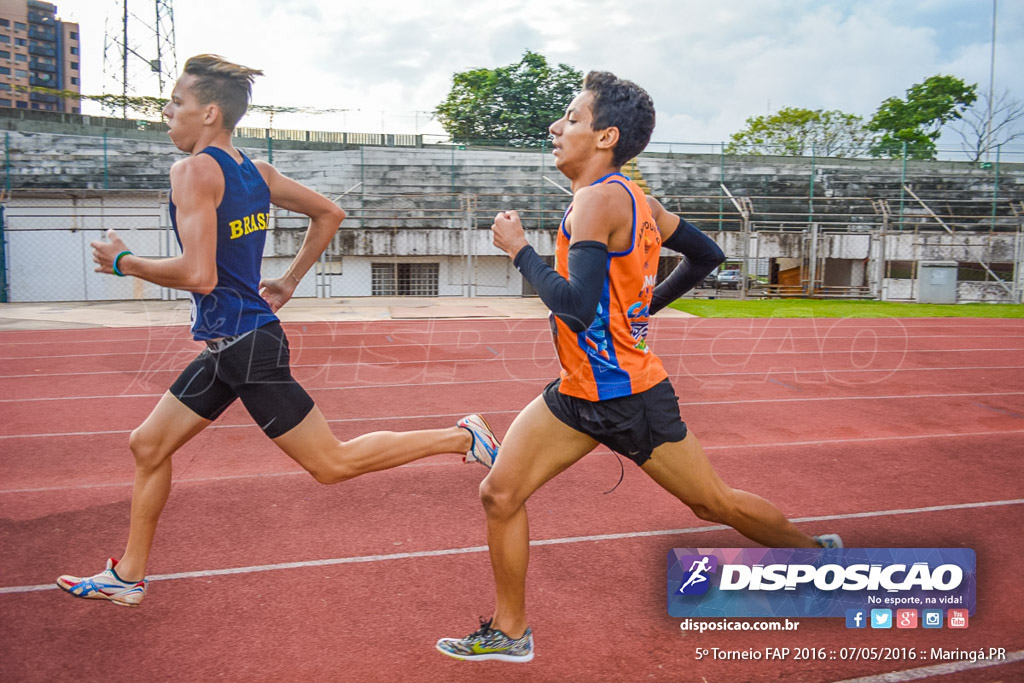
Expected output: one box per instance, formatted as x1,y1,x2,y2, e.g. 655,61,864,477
57,0,1023,154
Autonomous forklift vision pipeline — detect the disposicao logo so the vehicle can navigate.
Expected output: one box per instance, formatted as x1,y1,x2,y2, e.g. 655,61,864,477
676,555,718,596
667,548,975,619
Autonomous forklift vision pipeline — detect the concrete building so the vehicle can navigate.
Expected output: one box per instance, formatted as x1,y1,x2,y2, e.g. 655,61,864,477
0,117,1021,304
0,0,80,113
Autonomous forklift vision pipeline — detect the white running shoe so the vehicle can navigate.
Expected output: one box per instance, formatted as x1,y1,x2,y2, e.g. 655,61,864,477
56,558,147,607
815,534,844,549
457,414,500,468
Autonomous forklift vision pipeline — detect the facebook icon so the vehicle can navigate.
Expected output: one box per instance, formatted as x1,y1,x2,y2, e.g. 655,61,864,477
846,609,867,629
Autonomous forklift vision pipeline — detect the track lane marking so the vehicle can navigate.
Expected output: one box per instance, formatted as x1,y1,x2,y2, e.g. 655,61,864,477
2,498,1021,595
3,345,1023,362
3,363,1022,383
2,429,1023,493
4,392,1024,438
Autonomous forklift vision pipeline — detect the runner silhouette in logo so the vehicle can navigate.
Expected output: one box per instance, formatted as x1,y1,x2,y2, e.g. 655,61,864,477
679,557,713,593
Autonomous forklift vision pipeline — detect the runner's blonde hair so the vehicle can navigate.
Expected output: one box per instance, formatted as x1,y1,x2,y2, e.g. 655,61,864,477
182,54,263,130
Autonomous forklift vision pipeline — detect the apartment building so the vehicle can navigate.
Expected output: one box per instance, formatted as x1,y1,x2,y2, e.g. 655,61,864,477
0,0,80,113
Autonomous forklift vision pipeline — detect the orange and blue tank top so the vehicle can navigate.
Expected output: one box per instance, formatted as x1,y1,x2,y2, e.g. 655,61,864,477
551,172,668,401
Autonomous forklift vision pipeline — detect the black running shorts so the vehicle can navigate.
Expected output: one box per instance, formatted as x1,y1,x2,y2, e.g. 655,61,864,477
169,320,315,438
542,377,688,466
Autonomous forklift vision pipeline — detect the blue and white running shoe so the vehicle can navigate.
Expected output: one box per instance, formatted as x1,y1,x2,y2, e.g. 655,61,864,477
56,558,147,607
457,414,500,469
815,534,844,549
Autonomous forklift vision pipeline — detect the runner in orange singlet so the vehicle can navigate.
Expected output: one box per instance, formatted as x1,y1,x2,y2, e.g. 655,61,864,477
436,71,841,663
549,170,668,403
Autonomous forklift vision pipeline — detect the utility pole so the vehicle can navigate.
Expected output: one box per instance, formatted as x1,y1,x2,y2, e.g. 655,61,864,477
153,0,178,93
122,0,128,118
103,0,179,118
985,0,997,162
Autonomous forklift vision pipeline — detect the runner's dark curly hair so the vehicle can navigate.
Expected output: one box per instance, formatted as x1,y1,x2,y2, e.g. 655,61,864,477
583,71,656,167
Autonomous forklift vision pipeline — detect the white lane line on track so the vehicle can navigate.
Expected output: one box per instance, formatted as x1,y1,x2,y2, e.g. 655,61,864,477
2,319,1019,336
4,393,1024,441
3,429,1023,494
3,324,1023,342
831,650,1024,682
3,365,1024,401
3,345,1023,362
4,331,1023,352
2,498,1022,595
0,459,454,493
3,392,1024,440
3,363,1023,383
5,374,1024,403
0,317,1020,340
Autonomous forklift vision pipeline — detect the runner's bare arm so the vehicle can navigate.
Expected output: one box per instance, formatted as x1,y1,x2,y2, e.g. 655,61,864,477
566,183,632,247
254,160,346,312
91,155,220,293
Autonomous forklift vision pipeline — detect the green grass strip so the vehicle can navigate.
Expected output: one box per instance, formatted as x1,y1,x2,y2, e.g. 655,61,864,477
669,299,1024,318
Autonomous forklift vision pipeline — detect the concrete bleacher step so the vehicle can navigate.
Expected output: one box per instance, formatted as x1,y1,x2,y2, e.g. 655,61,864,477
4,131,1021,225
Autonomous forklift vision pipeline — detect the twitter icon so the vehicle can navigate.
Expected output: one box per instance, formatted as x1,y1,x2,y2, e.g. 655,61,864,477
870,609,893,629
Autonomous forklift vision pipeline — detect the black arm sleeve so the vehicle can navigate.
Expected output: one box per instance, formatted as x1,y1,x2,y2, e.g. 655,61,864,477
649,219,726,315
513,241,608,334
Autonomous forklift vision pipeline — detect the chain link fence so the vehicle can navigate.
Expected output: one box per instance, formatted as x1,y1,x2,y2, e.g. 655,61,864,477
3,187,1021,304
0,127,1022,304
0,191,174,302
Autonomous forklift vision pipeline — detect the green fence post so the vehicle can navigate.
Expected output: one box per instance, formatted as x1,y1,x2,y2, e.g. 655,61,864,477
808,143,816,225
0,203,7,302
539,139,546,229
718,142,725,231
991,144,1001,230
898,141,907,231
103,130,109,189
266,129,273,164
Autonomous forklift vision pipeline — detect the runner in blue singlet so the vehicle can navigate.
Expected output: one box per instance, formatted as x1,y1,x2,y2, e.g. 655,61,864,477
55,54,500,608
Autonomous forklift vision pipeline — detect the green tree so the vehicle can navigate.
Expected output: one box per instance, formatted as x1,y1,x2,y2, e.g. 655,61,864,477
726,107,872,157
435,50,582,145
868,75,977,159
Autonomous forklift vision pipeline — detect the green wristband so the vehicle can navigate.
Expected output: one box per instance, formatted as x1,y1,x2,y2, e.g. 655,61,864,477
112,250,133,277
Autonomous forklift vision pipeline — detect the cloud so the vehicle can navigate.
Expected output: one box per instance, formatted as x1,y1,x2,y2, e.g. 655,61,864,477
59,0,1022,150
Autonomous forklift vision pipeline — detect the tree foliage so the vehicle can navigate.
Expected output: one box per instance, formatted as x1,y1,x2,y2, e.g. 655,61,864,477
868,75,977,160
435,50,582,145
952,89,1024,162
725,107,872,157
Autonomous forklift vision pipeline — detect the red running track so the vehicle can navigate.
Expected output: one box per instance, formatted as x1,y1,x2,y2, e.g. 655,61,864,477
1,317,1023,682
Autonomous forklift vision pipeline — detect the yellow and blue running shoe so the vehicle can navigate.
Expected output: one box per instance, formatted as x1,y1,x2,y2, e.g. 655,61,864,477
56,558,147,607
436,618,534,662
457,414,500,469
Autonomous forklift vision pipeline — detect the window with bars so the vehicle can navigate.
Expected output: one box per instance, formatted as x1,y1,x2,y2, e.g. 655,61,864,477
371,262,439,296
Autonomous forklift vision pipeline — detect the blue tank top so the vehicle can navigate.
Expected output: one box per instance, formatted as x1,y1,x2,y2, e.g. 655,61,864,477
169,146,277,340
